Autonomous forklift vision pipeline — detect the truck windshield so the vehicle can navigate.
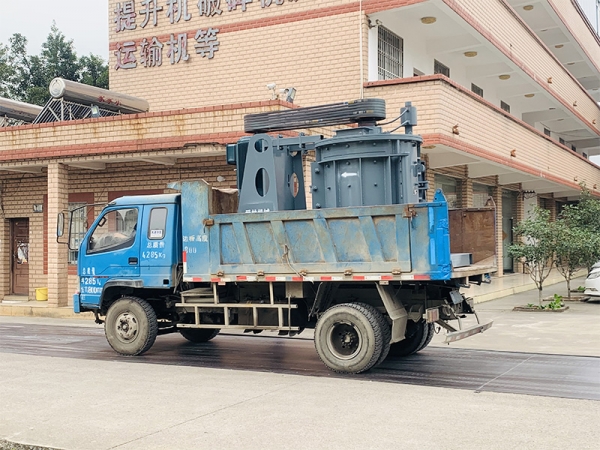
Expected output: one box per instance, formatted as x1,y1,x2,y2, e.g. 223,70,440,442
87,208,138,254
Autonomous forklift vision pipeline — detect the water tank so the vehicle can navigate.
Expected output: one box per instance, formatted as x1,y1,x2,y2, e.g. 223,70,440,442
0,97,43,122
49,78,149,114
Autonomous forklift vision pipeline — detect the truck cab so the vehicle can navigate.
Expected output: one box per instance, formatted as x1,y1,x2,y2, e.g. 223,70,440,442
75,194,181,314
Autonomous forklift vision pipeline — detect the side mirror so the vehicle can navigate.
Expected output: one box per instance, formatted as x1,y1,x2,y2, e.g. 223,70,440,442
57,212,65,238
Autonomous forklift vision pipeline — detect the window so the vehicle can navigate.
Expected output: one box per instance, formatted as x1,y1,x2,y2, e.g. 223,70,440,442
471,83,483,97
434,174,459,209
68,202,88,264
473,183,493,208
571,144,577,152
500,101,510,113
434,59,450,77
583,152,588,159
378,26,403,80
148,208,167,240
559,137,565,145
413,68,424,77
87,208,138,254
544,128,551,137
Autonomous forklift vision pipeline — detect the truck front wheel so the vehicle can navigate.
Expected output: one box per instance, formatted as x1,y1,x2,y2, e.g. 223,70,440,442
314,303,384,374
388,319,433,357
179,328,220,343
105,297,158,356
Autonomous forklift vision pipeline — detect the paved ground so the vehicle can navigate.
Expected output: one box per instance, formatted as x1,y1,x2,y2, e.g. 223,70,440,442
0,277,598,450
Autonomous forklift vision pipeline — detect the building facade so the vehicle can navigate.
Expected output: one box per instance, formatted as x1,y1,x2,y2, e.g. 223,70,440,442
1,0,599,305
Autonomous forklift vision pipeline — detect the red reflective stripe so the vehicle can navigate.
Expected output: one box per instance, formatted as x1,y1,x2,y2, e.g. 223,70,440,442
414,275,430,280
320,276,332,281
265,276,277,281
291,277,303,282
191,277,203,282
353,276,365,280
381,275,394,280
182,251,187,262
236,276,247,281
211,278,221,282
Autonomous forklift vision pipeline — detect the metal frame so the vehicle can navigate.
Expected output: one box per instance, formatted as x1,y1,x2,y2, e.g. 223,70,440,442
176,282,299,331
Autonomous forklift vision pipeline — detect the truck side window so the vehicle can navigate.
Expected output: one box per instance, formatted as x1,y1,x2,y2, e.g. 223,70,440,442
87,208,138,254
148,208,167,240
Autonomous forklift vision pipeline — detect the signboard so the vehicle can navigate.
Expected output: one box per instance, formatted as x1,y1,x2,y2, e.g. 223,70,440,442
113,0,299,70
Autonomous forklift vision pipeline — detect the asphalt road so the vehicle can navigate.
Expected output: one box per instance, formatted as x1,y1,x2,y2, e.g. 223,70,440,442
1,321,598,401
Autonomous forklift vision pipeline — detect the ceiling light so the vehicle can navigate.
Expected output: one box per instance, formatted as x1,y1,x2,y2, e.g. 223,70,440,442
523,5,534,10
555,44,564,48
524,93,535,98
567,62,575,65
464,51,478,57
549,107,556,110
499,74,511,80
420,16,437,24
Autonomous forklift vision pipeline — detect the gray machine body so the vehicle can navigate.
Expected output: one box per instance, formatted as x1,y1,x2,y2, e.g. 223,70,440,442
311,126,424,209
227,100,427,212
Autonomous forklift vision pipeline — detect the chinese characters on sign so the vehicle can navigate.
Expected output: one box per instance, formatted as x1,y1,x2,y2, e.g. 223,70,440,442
113,0,298,70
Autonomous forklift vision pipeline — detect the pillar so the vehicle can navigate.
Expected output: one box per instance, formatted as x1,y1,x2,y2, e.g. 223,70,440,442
0,219,9,300
47,162,69,307
493,185,504,277
515,189,525,274
461,178,473,208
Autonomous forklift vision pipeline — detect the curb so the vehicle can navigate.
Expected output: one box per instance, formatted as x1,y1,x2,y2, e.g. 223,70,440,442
0,304,94,320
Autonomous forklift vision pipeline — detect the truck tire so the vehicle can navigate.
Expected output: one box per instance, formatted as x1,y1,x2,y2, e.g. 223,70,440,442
179,328,220,343
415,323,435,352
314,303,383,374
387,319,432,358
374,311,391,368
105,297,158,356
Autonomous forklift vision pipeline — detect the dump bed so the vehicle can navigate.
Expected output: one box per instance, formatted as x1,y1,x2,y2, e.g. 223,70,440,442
170,180,496,283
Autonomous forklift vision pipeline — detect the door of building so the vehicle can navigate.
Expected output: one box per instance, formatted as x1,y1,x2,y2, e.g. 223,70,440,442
11,219,29,295
502,191,517,273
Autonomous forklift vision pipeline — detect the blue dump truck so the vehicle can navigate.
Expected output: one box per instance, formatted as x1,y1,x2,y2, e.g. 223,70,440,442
61,99,494,373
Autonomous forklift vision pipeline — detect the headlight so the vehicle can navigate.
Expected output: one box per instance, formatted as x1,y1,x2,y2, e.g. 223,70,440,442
587,271,600,280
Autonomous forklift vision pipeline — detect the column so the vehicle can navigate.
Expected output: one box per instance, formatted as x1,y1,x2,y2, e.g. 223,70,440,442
493,185,504,277
461,178,473,208
0,219,9,300
515,188,525,274
47,162,69,307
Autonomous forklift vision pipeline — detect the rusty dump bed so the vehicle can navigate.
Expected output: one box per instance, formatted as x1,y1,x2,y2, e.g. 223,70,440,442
169,180,496,283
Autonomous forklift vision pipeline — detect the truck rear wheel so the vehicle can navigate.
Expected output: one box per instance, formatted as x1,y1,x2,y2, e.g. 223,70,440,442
314,303,383,374
179,328,220,343
388,320,433,358
105,297,158,356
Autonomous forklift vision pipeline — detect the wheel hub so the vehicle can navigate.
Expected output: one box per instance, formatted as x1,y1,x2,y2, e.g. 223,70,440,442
115,312,138,342
327,321,362,360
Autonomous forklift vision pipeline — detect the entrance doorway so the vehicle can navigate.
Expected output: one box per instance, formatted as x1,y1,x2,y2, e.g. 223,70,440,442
11,219,29,295
502,191,517,273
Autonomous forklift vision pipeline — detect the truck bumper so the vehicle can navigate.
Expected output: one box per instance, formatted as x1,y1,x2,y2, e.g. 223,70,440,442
73,293,81,313
443,320,493,343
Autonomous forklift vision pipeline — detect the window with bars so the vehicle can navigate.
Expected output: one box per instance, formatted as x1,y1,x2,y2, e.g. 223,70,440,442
68,202,88,264
471,83,483,97
377,26,403,80
500,101,510,113
434,59,450,77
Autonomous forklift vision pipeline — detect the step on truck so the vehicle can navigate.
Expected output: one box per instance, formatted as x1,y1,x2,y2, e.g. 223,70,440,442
61,99,495,373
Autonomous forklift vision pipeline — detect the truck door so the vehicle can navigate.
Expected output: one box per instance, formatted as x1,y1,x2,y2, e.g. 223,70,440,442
139,204,178,288
78,207,140,307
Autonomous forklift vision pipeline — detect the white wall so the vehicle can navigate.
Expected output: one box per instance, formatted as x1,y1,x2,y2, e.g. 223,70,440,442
367,19,525,119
